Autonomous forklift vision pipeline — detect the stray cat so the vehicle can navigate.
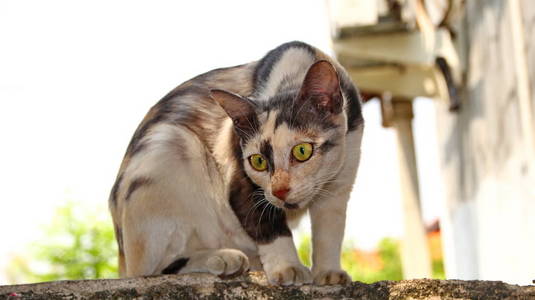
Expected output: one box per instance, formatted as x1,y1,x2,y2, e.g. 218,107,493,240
109,41,364,285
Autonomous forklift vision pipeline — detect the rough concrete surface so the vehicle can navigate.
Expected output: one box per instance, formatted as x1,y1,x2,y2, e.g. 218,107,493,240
0,272,534,300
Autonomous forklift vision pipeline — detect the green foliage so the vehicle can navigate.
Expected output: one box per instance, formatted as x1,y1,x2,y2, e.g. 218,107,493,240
7,201,118,283
297,236,403,283
343,238,403,283
297,235,447,283
297,235,312,267
432,258,446,279
7,201,445,285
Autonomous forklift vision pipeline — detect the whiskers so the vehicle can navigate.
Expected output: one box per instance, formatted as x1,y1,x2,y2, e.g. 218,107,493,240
268,201,281,229
233,124,256,142
313,186,337,199
290,171,343,206
244,190,267,225
243,189,282,236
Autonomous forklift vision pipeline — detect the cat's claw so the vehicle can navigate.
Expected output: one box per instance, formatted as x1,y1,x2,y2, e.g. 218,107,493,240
313,269,352,285
267,264,313,286
205,249,249,278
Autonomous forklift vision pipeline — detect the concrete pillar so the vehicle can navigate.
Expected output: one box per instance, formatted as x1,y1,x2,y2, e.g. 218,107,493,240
391,100,432,279
509,0,535,176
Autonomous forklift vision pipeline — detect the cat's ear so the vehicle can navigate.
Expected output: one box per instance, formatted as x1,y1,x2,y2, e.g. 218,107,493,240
297,60,343,114
210,89,259,139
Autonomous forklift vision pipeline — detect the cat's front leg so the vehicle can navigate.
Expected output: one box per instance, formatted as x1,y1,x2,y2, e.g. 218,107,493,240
309,191,352,285
258,236,312,286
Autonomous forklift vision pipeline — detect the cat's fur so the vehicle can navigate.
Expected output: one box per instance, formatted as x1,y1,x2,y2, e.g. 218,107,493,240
109,41,364,285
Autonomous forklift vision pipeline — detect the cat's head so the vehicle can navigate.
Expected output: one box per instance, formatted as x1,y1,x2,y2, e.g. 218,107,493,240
211,60,347,210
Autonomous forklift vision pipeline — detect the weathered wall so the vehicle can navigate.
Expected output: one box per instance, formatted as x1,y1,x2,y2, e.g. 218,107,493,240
0,272,534,300
435,0,535,284
522,0,535,116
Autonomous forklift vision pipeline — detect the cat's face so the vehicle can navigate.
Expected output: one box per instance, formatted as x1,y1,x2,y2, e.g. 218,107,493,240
241,107,347,210
212,60,347,210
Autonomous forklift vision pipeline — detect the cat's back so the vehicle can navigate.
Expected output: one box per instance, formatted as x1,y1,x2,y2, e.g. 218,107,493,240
115,62,256,172
108,62,259,220
119,41,335,166
110,40,362,208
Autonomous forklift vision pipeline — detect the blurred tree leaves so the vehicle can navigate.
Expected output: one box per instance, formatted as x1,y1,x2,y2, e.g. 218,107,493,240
298,236,444,283
297,236,402,283
352,238,403,282
7,201,118,283
7,201,444,284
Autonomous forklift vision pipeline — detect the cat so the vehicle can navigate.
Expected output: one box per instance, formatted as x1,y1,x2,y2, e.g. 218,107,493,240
109,41,364,286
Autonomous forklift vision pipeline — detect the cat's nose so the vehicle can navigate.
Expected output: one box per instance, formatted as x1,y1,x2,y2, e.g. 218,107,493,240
272,188,290,200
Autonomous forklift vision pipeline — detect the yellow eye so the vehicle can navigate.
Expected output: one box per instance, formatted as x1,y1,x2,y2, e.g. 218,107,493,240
292,143,313,162
249,154,268,171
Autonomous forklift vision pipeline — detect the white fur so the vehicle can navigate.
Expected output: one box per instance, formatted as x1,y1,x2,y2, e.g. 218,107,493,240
181,248,249,276
113,44,364,286
256,47,315,99
310,125,363,283
120,123,258,276
258,236,312,285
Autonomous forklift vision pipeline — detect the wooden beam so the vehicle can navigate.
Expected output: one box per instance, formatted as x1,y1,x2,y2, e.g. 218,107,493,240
347,64,443,99
334,29,459,68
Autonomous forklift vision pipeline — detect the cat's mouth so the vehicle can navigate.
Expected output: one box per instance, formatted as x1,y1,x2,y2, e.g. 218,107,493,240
266,192,308,210
267,197,302,210
283,202,300,210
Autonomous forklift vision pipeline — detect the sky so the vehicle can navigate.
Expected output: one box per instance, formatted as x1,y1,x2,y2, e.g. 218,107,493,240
0,0,443,283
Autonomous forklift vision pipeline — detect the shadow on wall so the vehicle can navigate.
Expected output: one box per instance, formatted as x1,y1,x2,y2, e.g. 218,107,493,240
443,0,523,204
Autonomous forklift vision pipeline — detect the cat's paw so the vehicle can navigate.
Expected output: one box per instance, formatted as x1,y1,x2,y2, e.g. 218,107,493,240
266,264,312,286
313,269,352,285
205,249,249,278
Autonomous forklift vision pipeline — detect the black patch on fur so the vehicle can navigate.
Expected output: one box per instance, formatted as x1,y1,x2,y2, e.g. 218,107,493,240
210,89,261,144
267,92,339,131
162,258,189,274
233,111,260,145
319,140,337,153
125,177,152,201
268,79,360,132
125,106,166,157
254,41,315,90
339,74,364,131
228,133,291,244
253,41,362,133
260,139,274,174
125,85,209,158
110,173,123,206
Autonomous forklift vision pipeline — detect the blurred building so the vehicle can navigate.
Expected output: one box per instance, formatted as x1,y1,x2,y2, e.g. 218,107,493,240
327,0,535,284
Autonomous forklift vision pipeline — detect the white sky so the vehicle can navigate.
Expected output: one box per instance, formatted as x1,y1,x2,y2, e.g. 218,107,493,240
0,0,443,283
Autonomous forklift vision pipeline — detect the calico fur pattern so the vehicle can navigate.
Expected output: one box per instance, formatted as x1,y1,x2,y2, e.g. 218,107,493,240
109,41,364,285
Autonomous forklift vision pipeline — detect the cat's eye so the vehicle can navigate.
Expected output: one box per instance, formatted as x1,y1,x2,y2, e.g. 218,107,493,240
249,154,268,171
292,142,313,162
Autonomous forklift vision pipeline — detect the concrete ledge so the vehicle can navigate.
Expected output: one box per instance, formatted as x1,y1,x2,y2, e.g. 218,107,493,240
1,272,534,299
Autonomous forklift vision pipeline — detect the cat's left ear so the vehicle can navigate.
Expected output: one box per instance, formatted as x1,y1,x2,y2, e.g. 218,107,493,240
297,60,343,114
210,89,259,139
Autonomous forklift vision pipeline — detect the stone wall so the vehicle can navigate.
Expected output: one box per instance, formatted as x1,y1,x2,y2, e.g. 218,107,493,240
0,273,534,300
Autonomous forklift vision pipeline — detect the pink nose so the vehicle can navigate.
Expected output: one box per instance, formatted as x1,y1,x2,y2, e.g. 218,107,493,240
272,188,290,200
